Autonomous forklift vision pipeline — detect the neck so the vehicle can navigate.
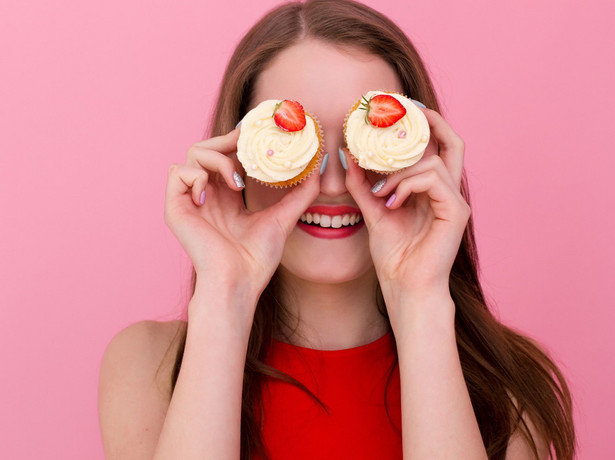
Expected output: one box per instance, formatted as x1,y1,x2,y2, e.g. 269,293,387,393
275,267,391,350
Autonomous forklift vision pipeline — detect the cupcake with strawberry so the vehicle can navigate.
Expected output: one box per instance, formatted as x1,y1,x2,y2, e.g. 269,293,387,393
344,91,430,173
236,99,323,187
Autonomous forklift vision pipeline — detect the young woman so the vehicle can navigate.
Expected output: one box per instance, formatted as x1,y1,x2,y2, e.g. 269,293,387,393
98,1,575,459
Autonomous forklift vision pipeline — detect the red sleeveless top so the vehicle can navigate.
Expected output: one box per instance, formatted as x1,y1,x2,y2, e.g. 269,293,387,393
255,331,402,459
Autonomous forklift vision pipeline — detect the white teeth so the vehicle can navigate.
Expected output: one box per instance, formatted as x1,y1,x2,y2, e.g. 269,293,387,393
299,212,362,228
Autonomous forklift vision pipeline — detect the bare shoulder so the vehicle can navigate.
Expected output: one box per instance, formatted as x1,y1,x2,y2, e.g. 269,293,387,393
505,393,550,460
104,320,185,371
98,320,187,459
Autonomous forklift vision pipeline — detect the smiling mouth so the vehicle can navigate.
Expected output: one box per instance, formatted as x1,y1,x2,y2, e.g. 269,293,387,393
299,212,363,229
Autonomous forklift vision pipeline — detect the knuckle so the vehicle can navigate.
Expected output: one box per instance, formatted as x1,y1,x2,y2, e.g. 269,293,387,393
460,201,472,219
185,145,201,161
424,154,442,167
428,154,446,171
167,163,180,175
454,136,465,152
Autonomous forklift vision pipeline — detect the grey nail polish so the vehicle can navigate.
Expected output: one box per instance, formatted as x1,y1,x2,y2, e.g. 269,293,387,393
235,119,243,129
371,179,386,193
319,153,329,175
233,171,245,189
412,99,426,109
338,147,348,170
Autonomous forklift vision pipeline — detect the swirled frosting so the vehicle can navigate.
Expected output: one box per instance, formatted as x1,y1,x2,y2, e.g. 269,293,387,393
345,91,430,172
237,100,321,184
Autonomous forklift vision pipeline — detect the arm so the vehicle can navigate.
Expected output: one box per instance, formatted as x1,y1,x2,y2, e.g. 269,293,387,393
98,288,256,460
153,287,255,459
390,292,486,459
391,296,549,459
344,107,550,459
343,107,486,458
99,128,319,459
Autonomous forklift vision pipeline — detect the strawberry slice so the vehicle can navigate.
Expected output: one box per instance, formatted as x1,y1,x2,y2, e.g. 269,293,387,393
360,94,406,128
273,100,306,132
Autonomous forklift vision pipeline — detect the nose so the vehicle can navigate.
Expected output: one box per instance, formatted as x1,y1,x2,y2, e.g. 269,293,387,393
319,145,348,197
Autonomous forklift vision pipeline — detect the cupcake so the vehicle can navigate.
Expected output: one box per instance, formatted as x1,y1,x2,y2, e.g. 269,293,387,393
236,99,323,187
344,90,430,173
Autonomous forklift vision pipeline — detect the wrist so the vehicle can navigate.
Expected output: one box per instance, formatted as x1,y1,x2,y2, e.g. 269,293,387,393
383,286,456,335
189,280,260,332
380,278,452,310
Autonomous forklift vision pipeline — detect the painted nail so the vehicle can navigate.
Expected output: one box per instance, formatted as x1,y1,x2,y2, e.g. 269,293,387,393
371,179,386,194
412,99,426,109
233,171,245,189
338,147,348,170
235,119,243,129
199,190,206,205
319,153,329,175
385,193,396,208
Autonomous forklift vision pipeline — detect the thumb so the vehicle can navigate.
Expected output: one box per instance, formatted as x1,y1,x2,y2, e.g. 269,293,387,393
342,148,386,228
265,172,321,235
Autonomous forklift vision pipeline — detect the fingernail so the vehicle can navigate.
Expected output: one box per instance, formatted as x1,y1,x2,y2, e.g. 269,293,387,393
199,190,206,205
385,193,396,208
319,153,329,175
235,119,243,129
338,147,348,170
371,178,386,193
233,171,245,189
412,99,426,109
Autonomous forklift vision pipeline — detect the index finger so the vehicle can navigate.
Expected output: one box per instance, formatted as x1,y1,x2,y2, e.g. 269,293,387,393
421,108,465,188
192,127,241,155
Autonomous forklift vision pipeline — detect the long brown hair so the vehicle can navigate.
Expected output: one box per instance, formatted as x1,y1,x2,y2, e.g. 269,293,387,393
168,1,576,458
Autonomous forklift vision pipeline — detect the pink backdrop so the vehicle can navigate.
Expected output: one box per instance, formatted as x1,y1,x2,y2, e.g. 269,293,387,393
1,0,613,458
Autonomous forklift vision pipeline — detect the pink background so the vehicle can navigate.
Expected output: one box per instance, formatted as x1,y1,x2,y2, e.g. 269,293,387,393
1,0,613,458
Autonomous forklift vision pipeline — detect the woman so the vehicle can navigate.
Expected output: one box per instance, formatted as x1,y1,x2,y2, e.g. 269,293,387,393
98,1,575,458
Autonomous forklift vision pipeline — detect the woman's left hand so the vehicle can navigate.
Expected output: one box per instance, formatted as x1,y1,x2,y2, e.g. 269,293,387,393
344,108,470,310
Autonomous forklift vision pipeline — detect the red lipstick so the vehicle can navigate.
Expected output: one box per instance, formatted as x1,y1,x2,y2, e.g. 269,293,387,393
297,205,364,239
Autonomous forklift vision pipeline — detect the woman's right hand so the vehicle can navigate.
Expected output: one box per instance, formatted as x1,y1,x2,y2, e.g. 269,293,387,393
164,128,319,313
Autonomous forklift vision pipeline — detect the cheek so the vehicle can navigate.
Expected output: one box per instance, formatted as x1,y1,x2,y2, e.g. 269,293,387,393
244,178,290,211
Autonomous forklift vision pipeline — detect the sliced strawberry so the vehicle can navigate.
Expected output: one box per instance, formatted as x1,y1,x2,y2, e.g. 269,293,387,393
360,94,406,128
273,100,306,132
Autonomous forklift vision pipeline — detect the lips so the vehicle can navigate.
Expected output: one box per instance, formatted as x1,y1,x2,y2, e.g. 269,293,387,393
297,205,364,239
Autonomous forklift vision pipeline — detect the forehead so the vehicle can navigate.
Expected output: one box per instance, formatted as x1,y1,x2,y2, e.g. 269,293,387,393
251,39,403,127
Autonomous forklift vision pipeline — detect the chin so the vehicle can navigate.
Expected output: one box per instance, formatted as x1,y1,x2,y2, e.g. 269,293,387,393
279,244,374,285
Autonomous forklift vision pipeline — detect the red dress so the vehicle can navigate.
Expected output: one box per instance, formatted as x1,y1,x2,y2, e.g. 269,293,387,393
256,331,402,459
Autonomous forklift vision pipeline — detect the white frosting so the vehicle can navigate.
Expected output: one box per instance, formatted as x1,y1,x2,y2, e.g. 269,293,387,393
236,100,320,183
345,91,430,172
